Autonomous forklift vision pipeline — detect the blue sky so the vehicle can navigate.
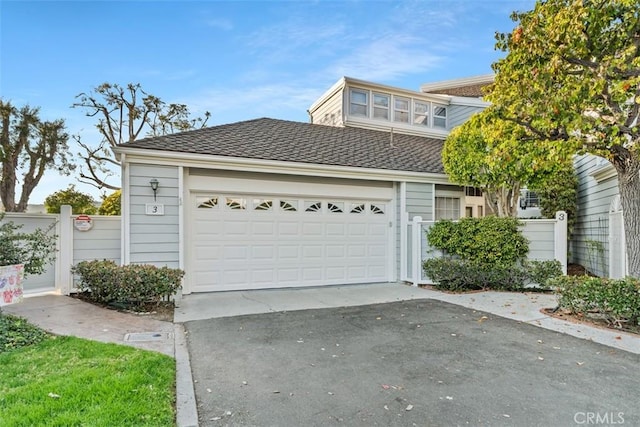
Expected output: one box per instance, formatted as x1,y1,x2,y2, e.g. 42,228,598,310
1,0,535,204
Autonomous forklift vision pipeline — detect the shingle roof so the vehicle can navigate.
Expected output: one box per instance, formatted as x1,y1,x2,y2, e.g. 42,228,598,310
423,83,488,97
118,118,445,174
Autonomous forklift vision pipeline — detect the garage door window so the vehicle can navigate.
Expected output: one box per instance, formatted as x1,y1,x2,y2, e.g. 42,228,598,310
305,201,322,212
328,202,344,213
254,199,273,211
350,203,365,214
226,197,246,210
371,204,385,214
280,200,298,212
197,197,218,209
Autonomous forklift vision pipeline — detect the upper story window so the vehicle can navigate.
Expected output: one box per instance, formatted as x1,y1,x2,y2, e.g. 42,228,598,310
413,101,429,126
394,97,409,123
349,89,368,117
373,93,390,120
347,86,449,130
433,104,447,128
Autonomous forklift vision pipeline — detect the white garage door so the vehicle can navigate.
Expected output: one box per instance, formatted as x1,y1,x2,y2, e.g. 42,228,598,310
190,194,392,292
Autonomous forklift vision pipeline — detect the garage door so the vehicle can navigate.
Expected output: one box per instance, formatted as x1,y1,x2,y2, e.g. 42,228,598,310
190,194,392,292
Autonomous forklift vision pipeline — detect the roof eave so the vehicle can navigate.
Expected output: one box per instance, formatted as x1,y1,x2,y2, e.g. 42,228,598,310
114,147,450,184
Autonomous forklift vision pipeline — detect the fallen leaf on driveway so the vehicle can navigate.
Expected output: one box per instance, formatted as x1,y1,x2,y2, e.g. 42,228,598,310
478,316,488,323
615,336,622,340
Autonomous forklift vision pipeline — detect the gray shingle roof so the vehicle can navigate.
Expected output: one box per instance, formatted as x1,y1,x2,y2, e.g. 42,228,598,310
118,118,445,174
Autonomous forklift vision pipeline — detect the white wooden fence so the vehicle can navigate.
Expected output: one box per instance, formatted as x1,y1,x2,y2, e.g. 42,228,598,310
404,211,568,286
3,205,121,295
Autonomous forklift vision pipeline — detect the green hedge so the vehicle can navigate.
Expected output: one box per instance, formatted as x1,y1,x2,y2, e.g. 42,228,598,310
423,216,562,291
423,258,562,292
426,216,528,267
72,260,184,309
550,275,640,328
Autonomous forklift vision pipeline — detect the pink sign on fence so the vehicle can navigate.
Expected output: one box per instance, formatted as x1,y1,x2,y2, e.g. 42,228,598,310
0,264,24,306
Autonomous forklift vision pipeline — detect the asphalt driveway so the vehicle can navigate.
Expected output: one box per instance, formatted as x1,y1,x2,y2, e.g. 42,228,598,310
185,299,640,427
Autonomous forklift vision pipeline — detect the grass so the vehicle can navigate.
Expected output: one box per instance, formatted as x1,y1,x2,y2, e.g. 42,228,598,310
0,333,176,426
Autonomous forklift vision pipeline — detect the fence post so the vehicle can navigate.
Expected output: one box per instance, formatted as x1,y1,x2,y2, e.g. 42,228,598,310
57,205,74,295
554,210,568,274
411,216,423,286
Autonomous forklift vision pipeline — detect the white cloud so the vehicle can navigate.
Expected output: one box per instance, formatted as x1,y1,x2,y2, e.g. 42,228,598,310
205,18,234,31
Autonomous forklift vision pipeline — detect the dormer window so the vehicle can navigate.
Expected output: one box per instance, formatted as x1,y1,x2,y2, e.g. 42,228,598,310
414,101,429,126
394,97,409,123
373,93,390,120
349,89,368,117
434,104,447,128
347,86,448,130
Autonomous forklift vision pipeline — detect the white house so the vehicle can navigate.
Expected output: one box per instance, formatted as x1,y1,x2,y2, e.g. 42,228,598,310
113,76,490,293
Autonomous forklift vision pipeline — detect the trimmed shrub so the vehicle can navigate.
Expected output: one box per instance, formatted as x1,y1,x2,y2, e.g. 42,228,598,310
0,213,57,277
551,275,640,328
423,216,562,291
72,260,184,310
423,258,562,292
426,216,528,267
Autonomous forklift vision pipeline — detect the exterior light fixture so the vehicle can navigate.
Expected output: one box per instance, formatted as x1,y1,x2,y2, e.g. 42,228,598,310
149,178,159,201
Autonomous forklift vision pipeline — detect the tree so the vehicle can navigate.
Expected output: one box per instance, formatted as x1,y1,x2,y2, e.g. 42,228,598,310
99,190,121,216
530,158,578,238
488,0,640,276
72,83,210,190
44,185,97,214
0,101,73,212
443,108,563,217
0,213,56,277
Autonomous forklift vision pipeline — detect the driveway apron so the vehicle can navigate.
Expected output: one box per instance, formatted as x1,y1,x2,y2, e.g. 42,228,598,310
185,299,640,427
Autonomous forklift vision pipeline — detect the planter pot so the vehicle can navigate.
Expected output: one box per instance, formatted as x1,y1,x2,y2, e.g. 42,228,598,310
0,264,24,306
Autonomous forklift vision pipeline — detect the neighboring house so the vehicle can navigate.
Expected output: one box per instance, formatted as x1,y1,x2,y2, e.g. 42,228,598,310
571,154,625,278
114,76,490,293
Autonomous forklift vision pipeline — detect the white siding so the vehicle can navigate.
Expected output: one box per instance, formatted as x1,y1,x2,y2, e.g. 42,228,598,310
406,182,434,220
448,105,483,129
571,155,619,276
128,164,180,268
310,88,344,127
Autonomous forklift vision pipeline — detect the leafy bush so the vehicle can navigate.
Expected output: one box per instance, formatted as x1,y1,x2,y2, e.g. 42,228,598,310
424,258,562,292
0,214,57,277
72,260,184,310
99,190,121,216
0,313,50,353
426,216,528,267
423,216,562,291
44,185,97,214
551,275,640,328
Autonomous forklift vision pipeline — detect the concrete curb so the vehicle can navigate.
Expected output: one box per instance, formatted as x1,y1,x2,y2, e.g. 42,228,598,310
174,323,199,427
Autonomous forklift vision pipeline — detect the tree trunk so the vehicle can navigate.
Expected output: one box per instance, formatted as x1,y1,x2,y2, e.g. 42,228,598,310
616,160,640,278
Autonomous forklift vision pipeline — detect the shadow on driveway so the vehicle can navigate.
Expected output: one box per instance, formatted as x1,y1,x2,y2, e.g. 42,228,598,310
185,299,639,427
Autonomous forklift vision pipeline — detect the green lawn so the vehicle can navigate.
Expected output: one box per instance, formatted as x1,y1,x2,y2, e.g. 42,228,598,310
0,335,176,427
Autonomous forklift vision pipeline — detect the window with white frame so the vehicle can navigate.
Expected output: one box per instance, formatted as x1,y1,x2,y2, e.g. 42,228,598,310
413,101,429,126
433,104,447,128
435,196,460,220
349,89,368,117
373,93,390,120
394,97,409,123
